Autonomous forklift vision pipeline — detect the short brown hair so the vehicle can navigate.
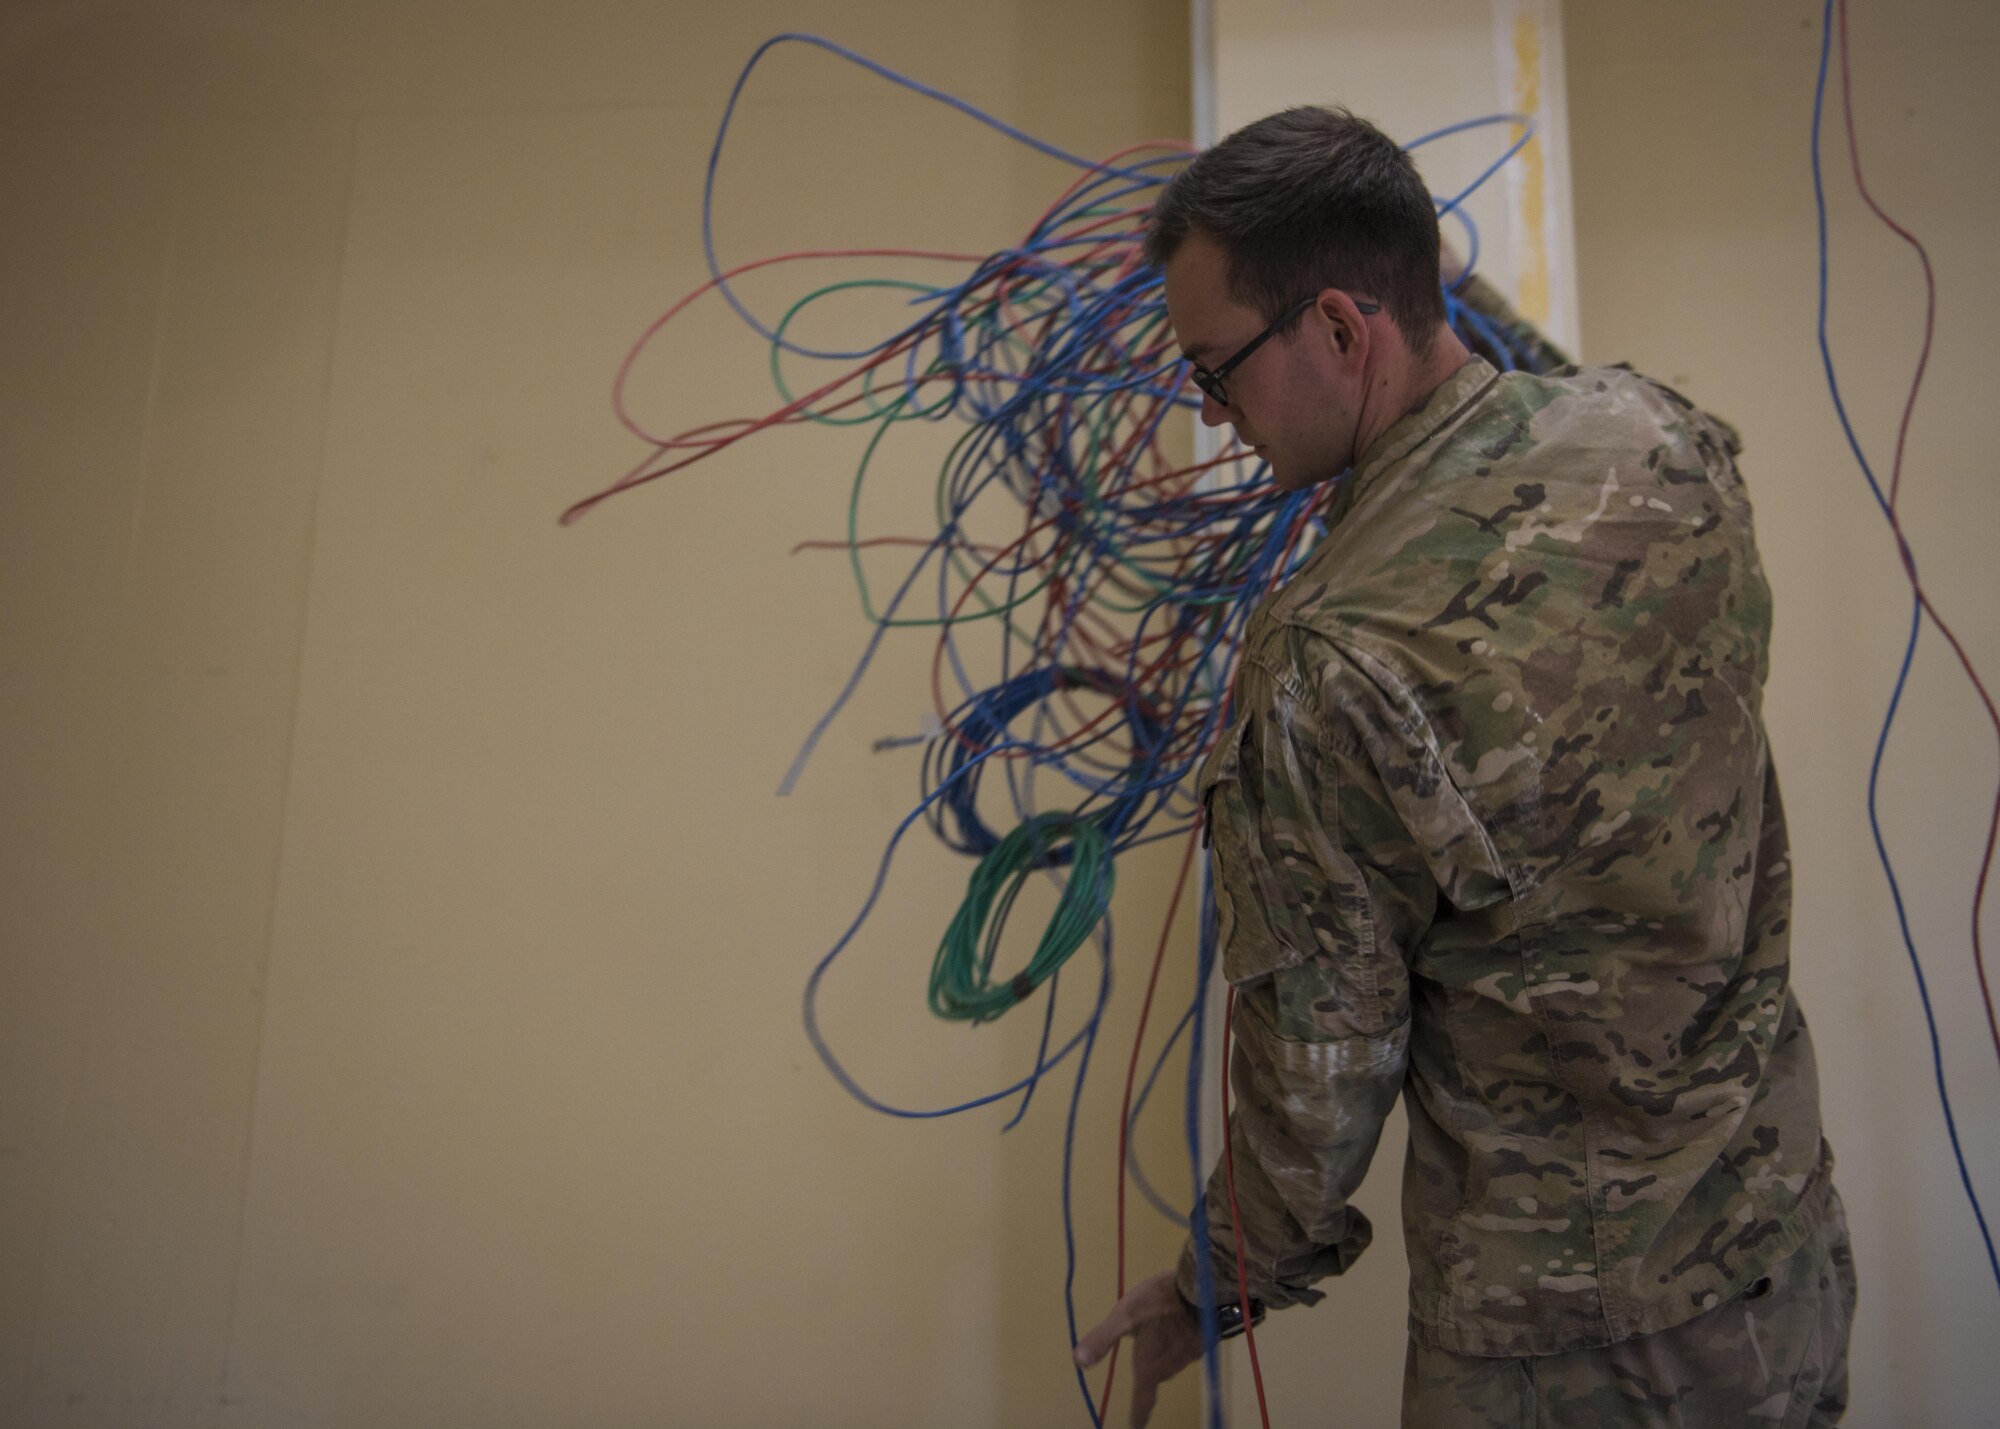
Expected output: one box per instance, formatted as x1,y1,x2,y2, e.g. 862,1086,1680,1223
1145,107,1446,356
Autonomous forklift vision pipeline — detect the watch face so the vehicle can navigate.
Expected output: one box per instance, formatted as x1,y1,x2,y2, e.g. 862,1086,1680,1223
1184,1294,1264,1338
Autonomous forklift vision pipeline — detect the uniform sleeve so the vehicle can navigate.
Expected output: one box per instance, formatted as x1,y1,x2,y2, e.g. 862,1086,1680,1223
1175,648,1441,1312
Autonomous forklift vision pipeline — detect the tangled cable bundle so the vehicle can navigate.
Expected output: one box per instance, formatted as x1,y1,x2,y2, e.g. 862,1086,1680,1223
563,33,1588,1424
564,21,2000,1425
563,36,1555,1042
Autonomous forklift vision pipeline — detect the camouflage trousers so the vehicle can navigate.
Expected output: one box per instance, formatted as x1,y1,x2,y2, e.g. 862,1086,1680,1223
1403,1191,1856,1428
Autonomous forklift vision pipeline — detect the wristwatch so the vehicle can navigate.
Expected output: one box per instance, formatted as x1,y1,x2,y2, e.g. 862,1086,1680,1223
1179,1289,1266,1340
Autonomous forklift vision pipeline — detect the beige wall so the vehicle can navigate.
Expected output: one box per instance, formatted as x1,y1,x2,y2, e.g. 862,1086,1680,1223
1568,3,2000,1423
0,4,1195,1426
11,2,1995,1425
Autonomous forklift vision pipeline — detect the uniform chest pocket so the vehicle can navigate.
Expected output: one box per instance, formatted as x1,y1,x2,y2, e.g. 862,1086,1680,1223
1200,715,1372,987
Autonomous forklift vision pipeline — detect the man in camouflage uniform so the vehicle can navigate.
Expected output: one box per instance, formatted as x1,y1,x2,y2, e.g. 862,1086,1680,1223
1076,107,1853,1427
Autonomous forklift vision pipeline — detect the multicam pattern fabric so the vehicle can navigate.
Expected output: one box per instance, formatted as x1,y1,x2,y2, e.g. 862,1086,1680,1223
1402,1190,1856,1427
1174,351,1834,1358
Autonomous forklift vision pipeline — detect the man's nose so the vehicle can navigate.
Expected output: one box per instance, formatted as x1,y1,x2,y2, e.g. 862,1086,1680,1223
1198,391,1233,427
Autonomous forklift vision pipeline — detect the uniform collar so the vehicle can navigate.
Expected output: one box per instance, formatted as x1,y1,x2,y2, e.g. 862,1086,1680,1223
1323,357,1501,528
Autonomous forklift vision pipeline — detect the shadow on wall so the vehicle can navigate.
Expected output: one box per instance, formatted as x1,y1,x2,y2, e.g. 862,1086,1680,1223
0,6,333,120
0,7,353,413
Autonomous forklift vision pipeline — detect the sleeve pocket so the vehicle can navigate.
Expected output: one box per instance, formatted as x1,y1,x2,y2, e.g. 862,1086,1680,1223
1200,715,1336,985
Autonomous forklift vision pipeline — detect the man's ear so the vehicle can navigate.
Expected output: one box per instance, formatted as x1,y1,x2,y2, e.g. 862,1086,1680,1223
1317,289,1372,362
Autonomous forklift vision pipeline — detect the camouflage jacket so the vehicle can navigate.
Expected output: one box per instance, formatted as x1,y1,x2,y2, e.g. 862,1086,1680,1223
1175,356,1833,1357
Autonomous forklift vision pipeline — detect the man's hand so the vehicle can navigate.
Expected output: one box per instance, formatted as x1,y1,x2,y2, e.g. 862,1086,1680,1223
1074,1270,1204,1428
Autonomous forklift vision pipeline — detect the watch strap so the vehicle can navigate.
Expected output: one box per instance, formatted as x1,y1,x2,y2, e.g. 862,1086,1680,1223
1178,1289,1266,1340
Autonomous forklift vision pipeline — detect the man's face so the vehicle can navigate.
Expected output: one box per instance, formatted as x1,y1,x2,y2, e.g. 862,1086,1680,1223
1162,233,1358,492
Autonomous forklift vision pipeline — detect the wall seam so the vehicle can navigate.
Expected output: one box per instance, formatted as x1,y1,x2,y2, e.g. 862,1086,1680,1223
204,111,362,1429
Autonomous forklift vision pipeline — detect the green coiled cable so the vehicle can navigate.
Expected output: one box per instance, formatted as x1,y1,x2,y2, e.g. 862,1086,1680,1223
928,812,1115,1024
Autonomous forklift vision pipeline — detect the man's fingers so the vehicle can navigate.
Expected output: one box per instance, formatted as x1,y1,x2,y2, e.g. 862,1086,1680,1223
1078,1270,1186,1370
1129,1372,1159,1429
1074,1300,1136,1367
1072,1280,1152,1368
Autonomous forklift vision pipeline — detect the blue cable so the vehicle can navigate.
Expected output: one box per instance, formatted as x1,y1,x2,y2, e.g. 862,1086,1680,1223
1005,962,1063,1133
1809,0,2000,1296
1127,1002,1198,1228
1187,877,1225,1429
662,39,1573,1423
701,33,1164,360
1062,917,1116,1423
802,753,1107,1119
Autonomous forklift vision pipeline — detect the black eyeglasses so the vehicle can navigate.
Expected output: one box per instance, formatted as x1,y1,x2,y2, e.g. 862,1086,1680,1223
1186,294,1381,407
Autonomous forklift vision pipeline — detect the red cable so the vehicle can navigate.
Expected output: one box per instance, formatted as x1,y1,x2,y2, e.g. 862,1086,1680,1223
1098,818,1204,1421
563,335,920,523
1027,139,1195,238
609,246,983,445
585,137,1304,1425
1221,986,1273,1429
919,457,1260,768
571,221,1181,523
1838,0,2000,1069
919,437,1277,767
790,535,1006,556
